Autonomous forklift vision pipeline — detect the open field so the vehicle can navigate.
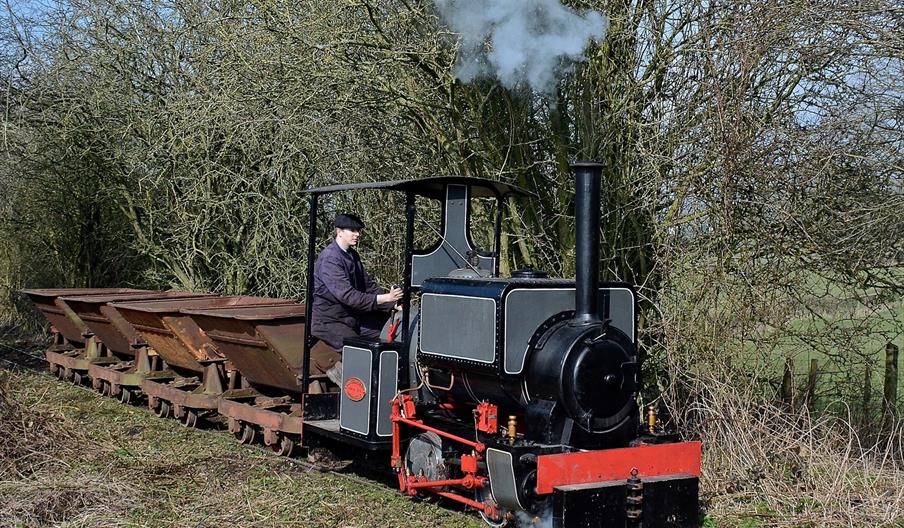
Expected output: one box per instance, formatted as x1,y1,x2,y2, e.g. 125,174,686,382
0,343,481,528
734,300,904,416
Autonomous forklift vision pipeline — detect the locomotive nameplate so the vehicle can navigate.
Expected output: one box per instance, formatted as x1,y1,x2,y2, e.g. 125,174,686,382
344,377,366,402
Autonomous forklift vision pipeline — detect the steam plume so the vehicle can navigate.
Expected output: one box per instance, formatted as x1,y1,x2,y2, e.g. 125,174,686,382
434,0,607,95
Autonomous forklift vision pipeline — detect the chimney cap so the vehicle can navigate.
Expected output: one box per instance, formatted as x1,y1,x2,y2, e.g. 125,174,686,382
570,160,605,169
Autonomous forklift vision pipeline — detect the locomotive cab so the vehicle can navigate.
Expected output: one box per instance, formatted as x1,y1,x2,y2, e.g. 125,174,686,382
299,177,528,443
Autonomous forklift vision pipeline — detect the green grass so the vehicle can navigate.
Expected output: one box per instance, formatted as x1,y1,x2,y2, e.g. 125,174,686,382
0,365,483,528
736,300,904,418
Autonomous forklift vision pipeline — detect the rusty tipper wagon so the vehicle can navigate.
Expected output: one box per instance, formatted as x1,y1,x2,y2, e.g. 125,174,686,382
22,288,148,383
113,296,295,426
181,303,308,454
60,291,214,401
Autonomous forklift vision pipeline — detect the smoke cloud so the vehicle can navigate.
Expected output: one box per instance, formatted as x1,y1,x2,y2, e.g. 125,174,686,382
434,0,608,95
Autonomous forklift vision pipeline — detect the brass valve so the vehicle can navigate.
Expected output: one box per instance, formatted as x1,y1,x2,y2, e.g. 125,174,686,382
506,415,517,442
647,405,657,434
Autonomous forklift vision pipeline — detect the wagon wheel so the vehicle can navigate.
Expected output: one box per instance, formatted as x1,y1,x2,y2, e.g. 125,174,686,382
119,387,133,405
155,400,171,418
56,366,65,380
181,409,199,428
49,364,59,377
63,368,74,382
231,421,247,442
101,381,112,397
241,424,257,445
271,434,295,457
72,371,82,385
234,423,256,445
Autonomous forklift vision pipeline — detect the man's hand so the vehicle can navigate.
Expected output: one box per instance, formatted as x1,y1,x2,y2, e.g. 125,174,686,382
377,286,403,305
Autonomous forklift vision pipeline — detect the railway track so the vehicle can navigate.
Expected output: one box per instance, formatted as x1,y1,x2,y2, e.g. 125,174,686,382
0,337,386,479
1,341,475,528
0,339,46,370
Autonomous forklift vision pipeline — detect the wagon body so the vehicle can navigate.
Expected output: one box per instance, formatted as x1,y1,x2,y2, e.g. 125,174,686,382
22,288,146,344
114,296,295,373
182,304,307,393
61,291,214,355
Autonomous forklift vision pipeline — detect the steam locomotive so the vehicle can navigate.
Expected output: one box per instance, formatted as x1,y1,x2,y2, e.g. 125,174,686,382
25,162,701,527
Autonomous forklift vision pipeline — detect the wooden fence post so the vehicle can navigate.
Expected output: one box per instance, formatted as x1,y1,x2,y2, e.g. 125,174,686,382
883,342,899,423
781,357,794,406
806,358,819,412
862,362,871,426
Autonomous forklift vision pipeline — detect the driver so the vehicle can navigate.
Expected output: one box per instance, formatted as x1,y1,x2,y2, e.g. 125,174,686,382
310,213,403,386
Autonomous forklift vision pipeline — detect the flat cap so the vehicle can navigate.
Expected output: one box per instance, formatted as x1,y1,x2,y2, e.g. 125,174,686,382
335,213,365,230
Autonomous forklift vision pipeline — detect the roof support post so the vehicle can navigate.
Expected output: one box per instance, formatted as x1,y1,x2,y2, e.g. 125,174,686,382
402,191,415,348
301,194,319,393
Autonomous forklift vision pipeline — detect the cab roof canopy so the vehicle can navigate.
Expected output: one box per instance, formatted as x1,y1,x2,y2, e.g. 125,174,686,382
302,176,533,200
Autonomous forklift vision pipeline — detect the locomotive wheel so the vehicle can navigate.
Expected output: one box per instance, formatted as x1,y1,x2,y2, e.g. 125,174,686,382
475,487,508,527
155,400,171,418
271,435,295,457
404,432,448,495
120,387,133,405
181,409,198,428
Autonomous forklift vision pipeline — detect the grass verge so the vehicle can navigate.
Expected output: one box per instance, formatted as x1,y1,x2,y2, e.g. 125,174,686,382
0,360,482,528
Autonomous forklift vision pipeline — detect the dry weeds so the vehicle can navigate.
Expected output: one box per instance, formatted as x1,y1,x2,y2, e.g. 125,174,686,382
697,374,904,527
0,365,480,528
0,370,139,527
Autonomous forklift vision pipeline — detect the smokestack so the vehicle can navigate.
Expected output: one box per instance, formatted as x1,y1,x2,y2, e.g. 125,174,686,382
571,161,602,325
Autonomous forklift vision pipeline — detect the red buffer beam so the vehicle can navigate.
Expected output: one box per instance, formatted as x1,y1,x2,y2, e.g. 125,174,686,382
535,441,702,494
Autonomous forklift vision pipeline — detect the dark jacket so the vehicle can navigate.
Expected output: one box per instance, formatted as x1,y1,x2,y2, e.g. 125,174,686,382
311,240,386,350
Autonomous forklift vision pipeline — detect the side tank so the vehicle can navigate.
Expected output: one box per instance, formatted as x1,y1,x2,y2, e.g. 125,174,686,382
416,277,639,448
